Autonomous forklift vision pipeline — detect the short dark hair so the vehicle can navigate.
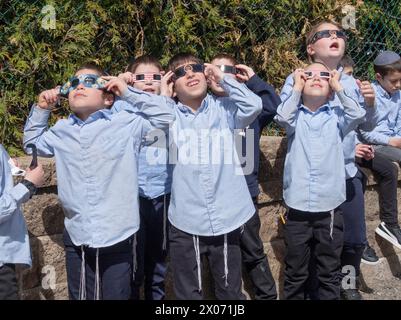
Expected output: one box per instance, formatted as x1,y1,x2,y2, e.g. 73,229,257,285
211,53,237,65
374,59,401,77
126,55,162,73
340,55,355,69
76,62,107,76
167,53,203,72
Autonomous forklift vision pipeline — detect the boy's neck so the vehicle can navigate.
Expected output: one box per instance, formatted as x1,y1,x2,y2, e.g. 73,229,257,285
302,95,328,112
377,81,392,96
181,96,205,113
314,57,341,71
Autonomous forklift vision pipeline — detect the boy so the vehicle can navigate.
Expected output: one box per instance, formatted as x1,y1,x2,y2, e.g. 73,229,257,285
114,55,172,300
208,53,279,300
275,63,365,300
23,63,174,300
359,51,401,249
164,53,262,299
0,146,44,299
281,20,378,300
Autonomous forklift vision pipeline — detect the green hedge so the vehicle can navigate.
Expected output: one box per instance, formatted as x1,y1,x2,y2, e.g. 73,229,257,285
1,0,400,154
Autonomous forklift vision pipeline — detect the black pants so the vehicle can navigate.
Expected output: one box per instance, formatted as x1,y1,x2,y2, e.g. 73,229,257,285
63,229,133,300
169,225,245,300
339,170,367,286
283,209,343,300
132,194,170,300
360,153,399,227
0,264,18,300
240,197,277,300
306,171,368,299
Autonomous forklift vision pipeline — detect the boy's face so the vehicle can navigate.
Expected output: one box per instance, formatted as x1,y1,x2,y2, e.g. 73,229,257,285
303,64,331,98
132,63,162,95
209,58,236,96
172,60,208,102
343,66,353,76
307,23,346,62
377,71,401,95
68,68,113,116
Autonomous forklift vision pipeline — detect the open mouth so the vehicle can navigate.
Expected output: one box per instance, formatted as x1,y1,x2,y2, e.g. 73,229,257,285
143,88,155,93
187,80,200,87
329,42,339,50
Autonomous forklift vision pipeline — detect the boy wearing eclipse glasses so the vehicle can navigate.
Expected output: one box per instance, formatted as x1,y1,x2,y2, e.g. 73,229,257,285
275,62,366,300
280,20,378,300
23,62,174,300
161,53,262,300
113,55,172,300
208,53,280,300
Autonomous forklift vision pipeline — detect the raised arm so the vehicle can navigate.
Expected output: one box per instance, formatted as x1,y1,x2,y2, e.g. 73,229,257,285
23,88,59,157
330,71,366,137
358,79,379,131
104,76,175,132
205,63,262,129
244,73,281,129
274,69,305,136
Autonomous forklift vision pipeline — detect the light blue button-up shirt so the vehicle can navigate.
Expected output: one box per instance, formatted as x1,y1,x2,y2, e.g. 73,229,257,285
112,99,172,199
168,75,262,236
23,89,174,248
359,82,401,145
281,72,378,179
0,145,31,267
275,89,365,212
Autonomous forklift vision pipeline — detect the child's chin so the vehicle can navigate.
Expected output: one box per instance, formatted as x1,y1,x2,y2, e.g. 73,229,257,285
305,90,328,97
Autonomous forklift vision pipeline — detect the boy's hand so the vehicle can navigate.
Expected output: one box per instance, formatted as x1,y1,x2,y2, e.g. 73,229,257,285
102,76,127,97
293,69,306,92
356,80,375,108
160,71,175,98
389,137,401,149
204,63,225,84
118,72,135,85
25,164,45,187
355,144,374,160
10,158,19,168
235,64,255,83
38,87,60,109
329,70,343,92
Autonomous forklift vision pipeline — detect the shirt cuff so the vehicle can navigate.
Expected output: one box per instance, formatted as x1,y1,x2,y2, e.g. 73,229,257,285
11,183,31,204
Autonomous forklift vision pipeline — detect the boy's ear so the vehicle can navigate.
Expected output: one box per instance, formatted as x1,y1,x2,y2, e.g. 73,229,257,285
375,73,383,82
306,44,315,58
104,92,115,107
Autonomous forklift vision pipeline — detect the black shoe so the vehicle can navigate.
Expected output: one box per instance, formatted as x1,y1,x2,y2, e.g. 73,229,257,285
375,222,401,249
340,288,363,300
361,244,379,265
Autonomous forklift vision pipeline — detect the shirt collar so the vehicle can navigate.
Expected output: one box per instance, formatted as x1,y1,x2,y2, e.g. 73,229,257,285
68,108,112,125
300,103,331,114
176,94,210,115
373,81,393,99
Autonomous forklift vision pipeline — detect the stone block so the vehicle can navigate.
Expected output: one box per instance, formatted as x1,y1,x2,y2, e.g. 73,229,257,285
22,191,64,237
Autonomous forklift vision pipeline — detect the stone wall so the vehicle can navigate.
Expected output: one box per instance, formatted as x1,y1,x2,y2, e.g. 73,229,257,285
14,136,401,299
